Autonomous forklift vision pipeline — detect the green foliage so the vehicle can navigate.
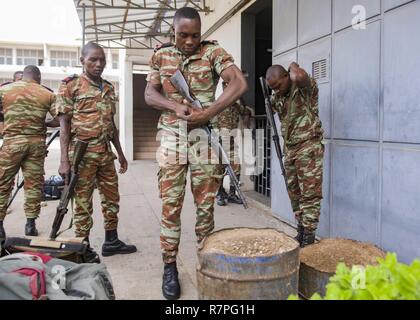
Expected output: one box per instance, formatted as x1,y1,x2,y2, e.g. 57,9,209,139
288,253,420,300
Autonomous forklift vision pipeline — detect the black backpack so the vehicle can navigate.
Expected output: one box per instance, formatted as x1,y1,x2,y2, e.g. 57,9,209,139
43,175,65,201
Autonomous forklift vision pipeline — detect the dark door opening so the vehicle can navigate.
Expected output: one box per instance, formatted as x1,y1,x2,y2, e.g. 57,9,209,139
242,0,273,199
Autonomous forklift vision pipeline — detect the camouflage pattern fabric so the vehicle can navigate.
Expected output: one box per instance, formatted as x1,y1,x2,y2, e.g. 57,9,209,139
271,78,324,232
0,139,46,220
0,80,56,141
270,78,324,149
55,73,120,237
70,149,119,237
54,74,116,153
0,80,55,221
148,41,235,264
285,140,324,232
217,99,252,182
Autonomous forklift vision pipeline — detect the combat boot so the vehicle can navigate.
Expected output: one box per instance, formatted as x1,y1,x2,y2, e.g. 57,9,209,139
227,185,243,205
294,225,304,244
102,229,137,257
25,218,38,237
0,221,5,243
83,238,101,264
300,229,316,248
162,262,181,300
216,185,228,206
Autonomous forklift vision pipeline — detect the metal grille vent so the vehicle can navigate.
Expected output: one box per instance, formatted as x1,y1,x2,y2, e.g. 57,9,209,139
312,59,328,82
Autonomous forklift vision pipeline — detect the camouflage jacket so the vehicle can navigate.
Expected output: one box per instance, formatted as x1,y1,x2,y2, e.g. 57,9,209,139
271,78,324,148
0,80,56,142
55,74,116,152
217,99,252,131
147,41,235,133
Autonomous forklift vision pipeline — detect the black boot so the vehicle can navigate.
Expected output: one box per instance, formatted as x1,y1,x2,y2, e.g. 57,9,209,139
25,218,38,237
102,229,137,257
227,185,243,205
300,229,316,248
0,221,5,242
83,238,101,264
294,224,304,244
162,262,181,300
216,185,228,206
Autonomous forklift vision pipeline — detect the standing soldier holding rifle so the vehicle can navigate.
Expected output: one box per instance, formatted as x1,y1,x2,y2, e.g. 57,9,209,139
0,66,56,241
55,42,137,259
264,63,325,248
145,7,248,300
216,77,253,206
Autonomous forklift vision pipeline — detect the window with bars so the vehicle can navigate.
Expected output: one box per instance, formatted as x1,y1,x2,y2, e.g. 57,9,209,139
112,54,119,69
50,50,78,67
16,49,44,66
0,48,13,65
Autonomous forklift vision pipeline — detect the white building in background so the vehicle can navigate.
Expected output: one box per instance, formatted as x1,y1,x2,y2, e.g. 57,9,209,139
0,41,120,93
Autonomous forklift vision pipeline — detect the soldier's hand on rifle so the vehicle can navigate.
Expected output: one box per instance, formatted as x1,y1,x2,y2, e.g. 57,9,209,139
118,153,128,174
184,98,211,127
59,160,71,185
174,102,191,121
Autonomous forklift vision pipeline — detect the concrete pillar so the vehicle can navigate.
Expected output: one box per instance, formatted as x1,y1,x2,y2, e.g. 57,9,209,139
118,48,134,162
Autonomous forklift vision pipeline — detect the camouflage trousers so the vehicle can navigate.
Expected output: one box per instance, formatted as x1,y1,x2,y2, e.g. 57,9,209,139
284,139,324,232
158,163,221,264
0,138,46,221
71,150,119,238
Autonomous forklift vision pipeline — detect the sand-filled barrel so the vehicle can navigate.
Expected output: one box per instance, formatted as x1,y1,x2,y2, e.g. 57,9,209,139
197,228,300,300
299,238,386,299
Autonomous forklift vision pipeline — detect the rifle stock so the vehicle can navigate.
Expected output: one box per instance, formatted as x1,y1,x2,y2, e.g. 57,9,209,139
259,77,288,191
49,139,88,240
170,70,248,209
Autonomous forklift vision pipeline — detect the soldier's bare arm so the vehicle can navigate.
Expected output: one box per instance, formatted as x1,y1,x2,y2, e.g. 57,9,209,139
145,82,190,120
186,65,248,127
288,62,311,89
58,114,72,185
111,119,128,174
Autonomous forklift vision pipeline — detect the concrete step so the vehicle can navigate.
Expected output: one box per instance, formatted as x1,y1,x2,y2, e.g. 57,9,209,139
134,151,157,160
134,146,158,153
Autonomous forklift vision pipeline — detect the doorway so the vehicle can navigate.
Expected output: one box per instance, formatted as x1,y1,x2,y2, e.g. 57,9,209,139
242,0,273,199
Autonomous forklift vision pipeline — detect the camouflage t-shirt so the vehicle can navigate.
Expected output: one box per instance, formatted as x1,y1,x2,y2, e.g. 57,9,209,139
147,41,235,133
0,80,56,142
55,74,116,152
271,78,324,148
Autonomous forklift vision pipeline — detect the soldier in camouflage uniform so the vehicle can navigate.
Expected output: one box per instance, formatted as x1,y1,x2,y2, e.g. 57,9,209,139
216,78,253,206
266,63,324,248
56,42,137,259
0,66,56,241
145,7,248,300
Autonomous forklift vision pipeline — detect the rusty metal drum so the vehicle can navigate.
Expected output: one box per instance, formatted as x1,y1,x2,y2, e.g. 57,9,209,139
299,239,386,299
196,228,300,300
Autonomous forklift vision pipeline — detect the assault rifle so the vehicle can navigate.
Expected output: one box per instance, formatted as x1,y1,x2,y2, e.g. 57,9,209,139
49,139,88,239
259,77,288,190
170,70,248,209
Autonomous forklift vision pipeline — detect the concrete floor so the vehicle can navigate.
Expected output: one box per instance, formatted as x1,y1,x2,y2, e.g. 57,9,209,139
1,139,296,300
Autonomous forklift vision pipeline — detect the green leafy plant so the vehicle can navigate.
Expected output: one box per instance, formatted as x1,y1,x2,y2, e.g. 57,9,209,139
289,253,420,300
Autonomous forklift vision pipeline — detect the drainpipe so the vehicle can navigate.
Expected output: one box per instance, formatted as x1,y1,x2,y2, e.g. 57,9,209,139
202,0,252,39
